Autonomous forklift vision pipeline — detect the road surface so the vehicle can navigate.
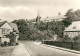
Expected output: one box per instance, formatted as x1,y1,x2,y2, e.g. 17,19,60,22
20,41,80,56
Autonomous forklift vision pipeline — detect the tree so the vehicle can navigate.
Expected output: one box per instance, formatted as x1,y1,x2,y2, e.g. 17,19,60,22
62,9,80,27
12,19,28,33
6,32,16,45
74,9,80,21
62,9,74,27
12,19,30,40
47,21,65,38
35,21,47,31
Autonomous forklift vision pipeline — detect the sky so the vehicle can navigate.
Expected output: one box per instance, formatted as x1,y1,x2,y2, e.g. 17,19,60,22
0,0,80,22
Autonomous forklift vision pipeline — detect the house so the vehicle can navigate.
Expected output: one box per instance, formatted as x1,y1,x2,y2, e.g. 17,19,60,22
64,21,80,38
41,13,66,22
0,21,19,45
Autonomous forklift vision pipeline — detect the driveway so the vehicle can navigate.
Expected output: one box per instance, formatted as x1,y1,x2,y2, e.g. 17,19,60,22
20,41,80,56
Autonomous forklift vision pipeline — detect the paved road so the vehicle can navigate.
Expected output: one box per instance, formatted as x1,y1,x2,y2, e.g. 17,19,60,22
20,41,80,56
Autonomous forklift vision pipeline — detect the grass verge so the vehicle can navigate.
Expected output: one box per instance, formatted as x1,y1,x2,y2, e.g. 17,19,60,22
0,46,15,56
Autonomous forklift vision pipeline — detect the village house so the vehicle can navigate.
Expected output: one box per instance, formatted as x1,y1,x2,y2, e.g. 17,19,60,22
64,21,80,38
0,21,19,45
41,13,66,22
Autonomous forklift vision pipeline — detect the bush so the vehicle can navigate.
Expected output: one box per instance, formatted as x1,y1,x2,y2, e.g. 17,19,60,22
1,44,4,47
11,42,15,46
4,41,7,46
8,42,11,46
15,43,19,45
61,35,72,42
6,32,16,46
73,35,80,42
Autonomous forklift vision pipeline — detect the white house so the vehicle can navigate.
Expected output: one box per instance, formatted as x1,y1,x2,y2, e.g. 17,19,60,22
64,21,80,38
41,13,66,22
0,21,19,44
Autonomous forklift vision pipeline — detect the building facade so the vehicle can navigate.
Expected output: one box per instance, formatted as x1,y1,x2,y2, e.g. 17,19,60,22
64,21,80,38
0,21,19,44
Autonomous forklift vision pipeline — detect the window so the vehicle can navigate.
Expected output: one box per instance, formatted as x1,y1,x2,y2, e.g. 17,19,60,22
73,26,76,29
2,29,5,34
2,29,9,34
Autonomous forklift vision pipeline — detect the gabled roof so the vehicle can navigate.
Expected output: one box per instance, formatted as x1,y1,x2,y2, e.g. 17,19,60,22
9,23,19,33
64,21,80,31
0,21,7,27
0,21,19,33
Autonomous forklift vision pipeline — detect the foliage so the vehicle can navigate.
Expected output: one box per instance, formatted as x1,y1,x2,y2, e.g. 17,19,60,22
12,19,65,41
12,19,30,40
42,30,55,40
73,35,80,42
47,21,65,37
36,21,65,38
62,9,73,27
12,19,29,33
61,35,72,42
62,9,80,27
11,9,80,41
62,18,72,27
6,32,16,45
35,21,48,31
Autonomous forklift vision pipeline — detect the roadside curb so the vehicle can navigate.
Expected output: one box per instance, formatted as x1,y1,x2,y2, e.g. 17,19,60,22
10,46,16,56
11,43,30,56
41,44,80,54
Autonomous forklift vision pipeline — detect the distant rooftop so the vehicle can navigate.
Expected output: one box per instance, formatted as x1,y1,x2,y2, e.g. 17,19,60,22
41,15,66,22
64,21,80,31
0,21,19,33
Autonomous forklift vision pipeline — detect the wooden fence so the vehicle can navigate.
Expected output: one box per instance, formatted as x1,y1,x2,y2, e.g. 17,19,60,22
42,41,80,51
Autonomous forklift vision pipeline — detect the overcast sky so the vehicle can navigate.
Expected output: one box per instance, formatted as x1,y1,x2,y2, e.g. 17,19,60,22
0,0,80,22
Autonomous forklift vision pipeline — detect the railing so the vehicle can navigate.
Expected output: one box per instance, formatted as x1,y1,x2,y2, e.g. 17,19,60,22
42,41,80,51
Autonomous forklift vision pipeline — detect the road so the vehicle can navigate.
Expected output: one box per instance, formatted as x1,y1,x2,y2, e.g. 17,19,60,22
20,41,80,56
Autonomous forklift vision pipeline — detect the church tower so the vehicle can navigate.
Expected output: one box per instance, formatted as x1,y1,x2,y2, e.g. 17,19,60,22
36,12,41,24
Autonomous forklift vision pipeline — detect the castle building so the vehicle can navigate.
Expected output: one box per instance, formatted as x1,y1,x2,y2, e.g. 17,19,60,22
64,21,80,38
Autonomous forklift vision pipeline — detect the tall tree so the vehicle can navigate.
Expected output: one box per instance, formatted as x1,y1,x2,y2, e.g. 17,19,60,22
62,9,80,27
47,21,65,37
12,19,28,33
62,9,74,27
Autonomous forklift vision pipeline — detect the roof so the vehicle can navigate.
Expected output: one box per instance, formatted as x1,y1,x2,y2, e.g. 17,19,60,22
29,18,36,22
64,21,80,32
0,21,19,33
9,23,19,33
29,15,66,22
0,21,7,27
41,15,66,21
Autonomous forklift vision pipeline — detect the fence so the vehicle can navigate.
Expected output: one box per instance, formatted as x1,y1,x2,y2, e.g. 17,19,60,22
42,41,80,51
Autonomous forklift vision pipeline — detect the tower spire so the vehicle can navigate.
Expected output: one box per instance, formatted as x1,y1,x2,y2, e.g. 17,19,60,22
37,10,40,17
58,12,61,15
36,10,41,24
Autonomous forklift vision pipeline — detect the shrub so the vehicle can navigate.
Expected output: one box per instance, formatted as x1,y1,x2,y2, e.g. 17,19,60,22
15,43,19,45
4,41,7,46
73,35,80,42
1,44,4,47
8,42,11,46
61,35,72,42
6,32,16,46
